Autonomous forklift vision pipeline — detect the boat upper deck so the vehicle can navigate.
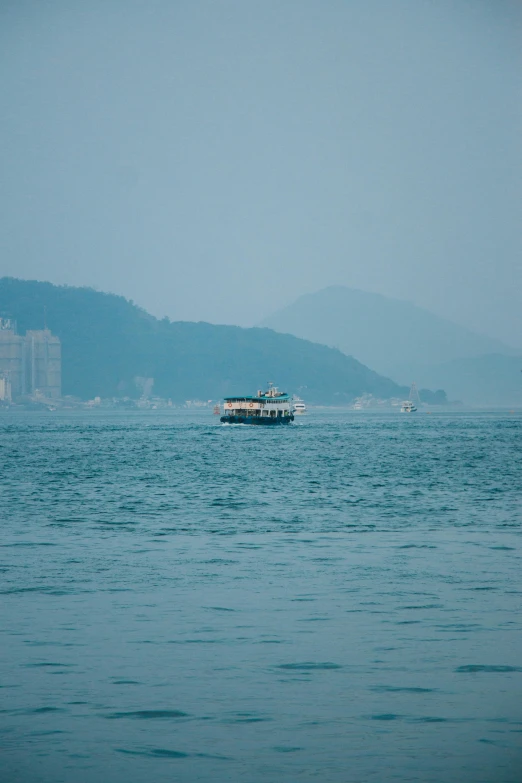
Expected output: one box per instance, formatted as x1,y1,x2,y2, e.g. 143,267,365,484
224,394,290,403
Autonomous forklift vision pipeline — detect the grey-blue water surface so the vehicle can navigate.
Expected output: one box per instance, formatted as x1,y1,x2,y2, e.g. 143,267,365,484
1,409,521,783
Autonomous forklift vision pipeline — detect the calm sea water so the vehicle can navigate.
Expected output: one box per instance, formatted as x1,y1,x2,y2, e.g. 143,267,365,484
1,410,521,783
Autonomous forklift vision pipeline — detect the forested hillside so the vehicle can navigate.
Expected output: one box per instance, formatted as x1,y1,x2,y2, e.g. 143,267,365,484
0,278,446,404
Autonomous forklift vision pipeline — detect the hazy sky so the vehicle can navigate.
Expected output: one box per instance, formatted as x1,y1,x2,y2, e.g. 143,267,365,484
1,0,520,344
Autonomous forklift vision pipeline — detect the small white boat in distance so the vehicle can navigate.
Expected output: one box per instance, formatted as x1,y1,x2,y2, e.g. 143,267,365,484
292,396,306,414
401,382,420,412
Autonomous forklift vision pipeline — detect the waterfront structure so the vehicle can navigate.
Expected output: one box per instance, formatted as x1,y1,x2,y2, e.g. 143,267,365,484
24,330,62,399
0,320,24,398
0,319,62,399
221,383,294,425
0,373,12,402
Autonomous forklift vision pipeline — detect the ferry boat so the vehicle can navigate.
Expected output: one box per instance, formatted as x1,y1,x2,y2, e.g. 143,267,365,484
220,383,294,425
292,396,306,414
400,400,417,413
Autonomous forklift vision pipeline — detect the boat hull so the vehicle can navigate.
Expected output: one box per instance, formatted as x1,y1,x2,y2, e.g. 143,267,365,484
220,415,294,425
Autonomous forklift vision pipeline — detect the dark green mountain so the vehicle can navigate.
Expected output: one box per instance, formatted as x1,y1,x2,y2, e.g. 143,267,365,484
0,278,445,404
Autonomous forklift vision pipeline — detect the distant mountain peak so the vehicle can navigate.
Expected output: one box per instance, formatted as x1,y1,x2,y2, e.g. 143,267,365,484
260,286,515,373
259,287,519,405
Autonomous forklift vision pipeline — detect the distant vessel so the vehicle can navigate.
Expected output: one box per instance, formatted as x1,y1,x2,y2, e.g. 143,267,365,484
401,382,421,413
292,396,306,414
220,383,294,425
213,403,221,415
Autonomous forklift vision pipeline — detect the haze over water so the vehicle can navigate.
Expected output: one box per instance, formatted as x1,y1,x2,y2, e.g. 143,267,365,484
2,1,520,342
1,410,521,782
